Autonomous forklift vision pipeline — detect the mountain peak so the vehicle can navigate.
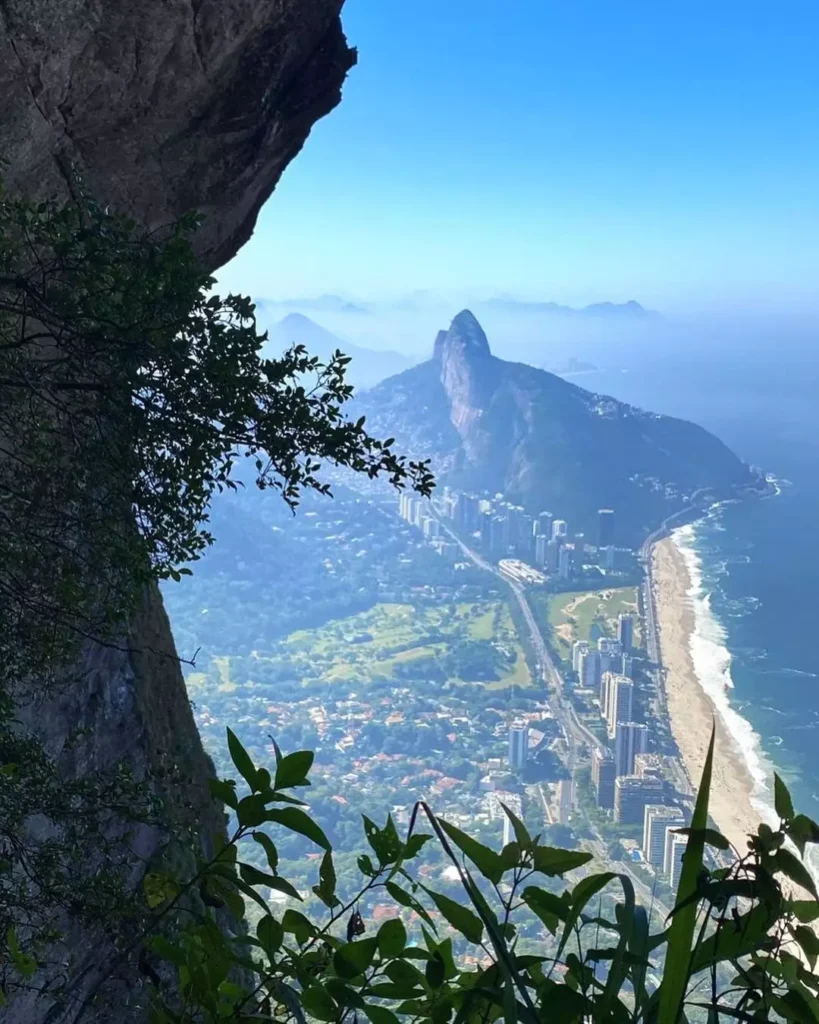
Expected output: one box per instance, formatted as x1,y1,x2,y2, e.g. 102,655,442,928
434,309,492,362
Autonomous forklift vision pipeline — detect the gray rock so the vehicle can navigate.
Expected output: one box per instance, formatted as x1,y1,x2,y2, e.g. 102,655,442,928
0,1,353,1019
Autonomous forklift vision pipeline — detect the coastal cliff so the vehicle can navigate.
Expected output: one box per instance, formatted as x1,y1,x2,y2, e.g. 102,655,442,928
0,1,353,1019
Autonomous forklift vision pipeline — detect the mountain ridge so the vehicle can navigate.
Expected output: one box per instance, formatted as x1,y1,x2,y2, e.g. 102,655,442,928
357,311,759,546
260,312,416,389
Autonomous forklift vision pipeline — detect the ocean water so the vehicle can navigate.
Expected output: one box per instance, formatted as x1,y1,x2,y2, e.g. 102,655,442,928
577,339,819,835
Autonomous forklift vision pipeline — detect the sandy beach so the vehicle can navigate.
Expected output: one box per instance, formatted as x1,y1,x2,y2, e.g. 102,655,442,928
652,537,761,853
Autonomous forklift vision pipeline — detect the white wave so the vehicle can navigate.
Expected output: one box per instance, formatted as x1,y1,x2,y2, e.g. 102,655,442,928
672,525,778,830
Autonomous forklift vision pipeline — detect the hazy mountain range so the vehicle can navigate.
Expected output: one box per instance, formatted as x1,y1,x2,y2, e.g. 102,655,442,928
256,293,657,319
355,311,760,546
258,312,416,389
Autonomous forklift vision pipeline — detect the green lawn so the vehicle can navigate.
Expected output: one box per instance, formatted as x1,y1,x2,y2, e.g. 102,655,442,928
546,587,640,660
237,600,535,689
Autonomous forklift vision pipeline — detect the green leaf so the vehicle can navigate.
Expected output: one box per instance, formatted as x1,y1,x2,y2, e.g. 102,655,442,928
404,832,433,860
437,817,504,884
256,915,283,955
532,845,593,876
236,794,267,828
425,951,446,989
775,773,795,822
6,928,37,979
795,926,819,974
252,831,278,873
691,904,775,971
385,881,436,931
358,854,376,877
226,727,259,792
264,807,331,851
791,900,819,924
789,815,819,857
365,1006,401,1024
147,935,187,967
282,908,316,944
334,937,378,980
208,777,238,809
672,826,730,852
313,850,339,908
500,802,531,849
300,984,337,1022
143,872,179,909
274,750,314,790
658,724,715,1024
521,886,568,934
423,887,483,944
377,918,407,958
776,848,819,899
363,815,402,865
770,989,819,1023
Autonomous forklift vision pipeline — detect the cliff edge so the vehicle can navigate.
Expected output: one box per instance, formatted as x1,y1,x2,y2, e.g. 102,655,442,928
0,1,353,1020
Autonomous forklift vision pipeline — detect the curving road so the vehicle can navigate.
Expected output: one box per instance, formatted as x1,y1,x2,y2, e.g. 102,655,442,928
437,520,602,768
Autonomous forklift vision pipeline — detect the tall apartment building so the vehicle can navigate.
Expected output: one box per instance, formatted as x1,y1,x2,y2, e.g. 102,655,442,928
618,612,635,652
614,721,649,777
605,676,634,737
598,508,615,548
642,805,686,867
614,775,664,825
572,640,590,673
580,650,603,689
552,519,568,540
508,723,529,769
666,833,687,888
591,748,616,810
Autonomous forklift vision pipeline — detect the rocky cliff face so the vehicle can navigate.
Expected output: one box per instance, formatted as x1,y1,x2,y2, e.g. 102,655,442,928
436,309,497,459
0,0,354,267
0,1,353,1020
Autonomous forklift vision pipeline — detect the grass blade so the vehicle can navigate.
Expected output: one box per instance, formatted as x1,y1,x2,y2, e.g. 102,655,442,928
658,723,715,1023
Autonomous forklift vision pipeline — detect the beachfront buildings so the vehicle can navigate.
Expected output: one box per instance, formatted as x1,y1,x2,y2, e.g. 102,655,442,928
666,833,687,888
605,676,634,737
618,612,634,651
614,722,649,777
592,748,616,809
643,805,686,867
614,775,664,824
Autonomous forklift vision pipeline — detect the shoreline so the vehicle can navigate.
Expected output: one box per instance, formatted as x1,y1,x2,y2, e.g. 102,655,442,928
651,535,763,852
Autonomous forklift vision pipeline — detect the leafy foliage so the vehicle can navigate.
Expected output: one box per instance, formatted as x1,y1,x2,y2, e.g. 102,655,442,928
0,189,432,685
0,189,432,1008
19,727,811,1023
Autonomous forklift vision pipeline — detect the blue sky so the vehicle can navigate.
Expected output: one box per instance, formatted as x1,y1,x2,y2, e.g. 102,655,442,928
217,0,819,311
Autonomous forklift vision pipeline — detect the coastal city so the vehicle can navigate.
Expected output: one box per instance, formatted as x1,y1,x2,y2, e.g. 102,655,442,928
170,473,704,921
398,485,695,893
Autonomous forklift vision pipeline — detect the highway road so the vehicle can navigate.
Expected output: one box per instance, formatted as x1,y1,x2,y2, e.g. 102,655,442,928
437,520,602,770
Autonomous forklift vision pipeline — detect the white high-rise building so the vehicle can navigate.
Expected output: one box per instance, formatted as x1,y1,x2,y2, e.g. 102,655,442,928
643,806,685,868
535,533,549,567
667,833,688,888
579,650,602,689
606,676,634,737
572,641,590,673
614,722,648,777
551,519,568,540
